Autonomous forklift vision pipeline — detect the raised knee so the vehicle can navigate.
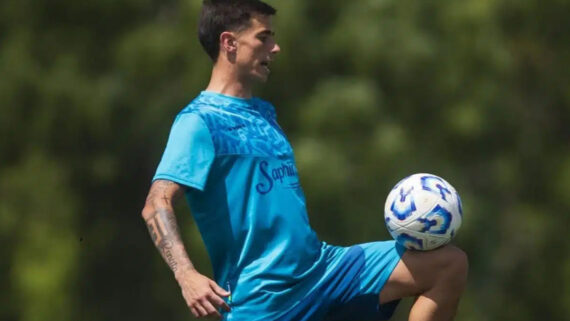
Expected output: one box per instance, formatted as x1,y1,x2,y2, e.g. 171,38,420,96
439,245,468,286
400,244,468,294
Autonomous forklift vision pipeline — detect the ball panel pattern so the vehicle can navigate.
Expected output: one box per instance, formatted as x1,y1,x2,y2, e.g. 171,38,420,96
384,173,463,251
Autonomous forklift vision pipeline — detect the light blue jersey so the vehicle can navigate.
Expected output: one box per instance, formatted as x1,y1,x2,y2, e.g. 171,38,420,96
154,91,404,321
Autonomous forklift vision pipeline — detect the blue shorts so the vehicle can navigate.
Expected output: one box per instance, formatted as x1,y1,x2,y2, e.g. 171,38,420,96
225,241,405,321
279,241,406,321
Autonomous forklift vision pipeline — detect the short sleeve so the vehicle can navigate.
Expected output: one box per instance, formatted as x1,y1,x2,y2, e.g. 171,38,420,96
153,112,215,191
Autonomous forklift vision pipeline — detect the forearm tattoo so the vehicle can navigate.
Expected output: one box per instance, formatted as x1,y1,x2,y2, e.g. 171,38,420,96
146,208,190,273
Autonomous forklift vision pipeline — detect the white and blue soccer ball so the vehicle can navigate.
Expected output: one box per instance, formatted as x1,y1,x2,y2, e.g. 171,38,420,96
384,173,463,251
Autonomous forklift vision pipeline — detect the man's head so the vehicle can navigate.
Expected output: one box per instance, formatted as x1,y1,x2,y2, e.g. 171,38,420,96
199,0,280,83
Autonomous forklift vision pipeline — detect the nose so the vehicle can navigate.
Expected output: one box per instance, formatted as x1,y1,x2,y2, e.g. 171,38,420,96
272,43,281,54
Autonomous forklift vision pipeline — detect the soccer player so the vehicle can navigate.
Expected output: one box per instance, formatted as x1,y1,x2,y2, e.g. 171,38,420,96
141,0,468,320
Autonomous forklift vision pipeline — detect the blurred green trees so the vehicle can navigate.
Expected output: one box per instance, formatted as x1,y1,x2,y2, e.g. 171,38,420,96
0,0,568,320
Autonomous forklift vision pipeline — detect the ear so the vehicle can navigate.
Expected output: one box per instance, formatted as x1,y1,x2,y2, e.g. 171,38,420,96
220,31,237,54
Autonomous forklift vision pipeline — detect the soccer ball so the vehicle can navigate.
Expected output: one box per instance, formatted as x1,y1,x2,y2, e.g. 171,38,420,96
384,173,463,251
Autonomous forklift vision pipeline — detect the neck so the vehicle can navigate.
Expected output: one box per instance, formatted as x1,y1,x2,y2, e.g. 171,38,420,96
205,61,252,99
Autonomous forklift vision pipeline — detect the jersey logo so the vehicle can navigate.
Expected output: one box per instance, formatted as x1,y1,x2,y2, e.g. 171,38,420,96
256,160,300,194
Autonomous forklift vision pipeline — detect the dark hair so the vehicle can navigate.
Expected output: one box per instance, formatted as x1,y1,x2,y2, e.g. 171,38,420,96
198,0,276,61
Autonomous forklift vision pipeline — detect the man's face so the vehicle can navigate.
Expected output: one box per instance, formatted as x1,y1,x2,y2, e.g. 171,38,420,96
233,14,280,83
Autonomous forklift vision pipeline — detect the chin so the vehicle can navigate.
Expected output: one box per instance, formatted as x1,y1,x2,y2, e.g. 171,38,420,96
251,73,269,83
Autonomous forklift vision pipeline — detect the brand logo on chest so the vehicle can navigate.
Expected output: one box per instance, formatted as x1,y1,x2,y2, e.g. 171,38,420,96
256,160,300,194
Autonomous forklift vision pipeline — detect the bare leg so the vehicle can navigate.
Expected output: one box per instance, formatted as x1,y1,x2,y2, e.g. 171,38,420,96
379,245,468,321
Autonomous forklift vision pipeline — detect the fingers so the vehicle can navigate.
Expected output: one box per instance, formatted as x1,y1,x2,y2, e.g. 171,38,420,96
191,300,221,319
194,305,207,318
208,281,231,312
209,292,231,312
190,306,199,317
180,273,231,319
202,299,222,318
187,292,230,319
210,280,230,297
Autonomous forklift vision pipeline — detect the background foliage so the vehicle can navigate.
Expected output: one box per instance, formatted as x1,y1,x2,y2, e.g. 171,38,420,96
1,0,568,320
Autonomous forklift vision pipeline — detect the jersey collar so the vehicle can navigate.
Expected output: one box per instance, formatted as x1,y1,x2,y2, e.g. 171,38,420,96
200,91,257,109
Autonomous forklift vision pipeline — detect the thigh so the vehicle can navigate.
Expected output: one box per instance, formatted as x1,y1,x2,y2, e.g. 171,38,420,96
379,244,466,304
324,241,406,321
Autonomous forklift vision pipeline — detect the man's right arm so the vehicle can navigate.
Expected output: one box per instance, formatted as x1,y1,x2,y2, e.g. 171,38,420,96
141,179,230,319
